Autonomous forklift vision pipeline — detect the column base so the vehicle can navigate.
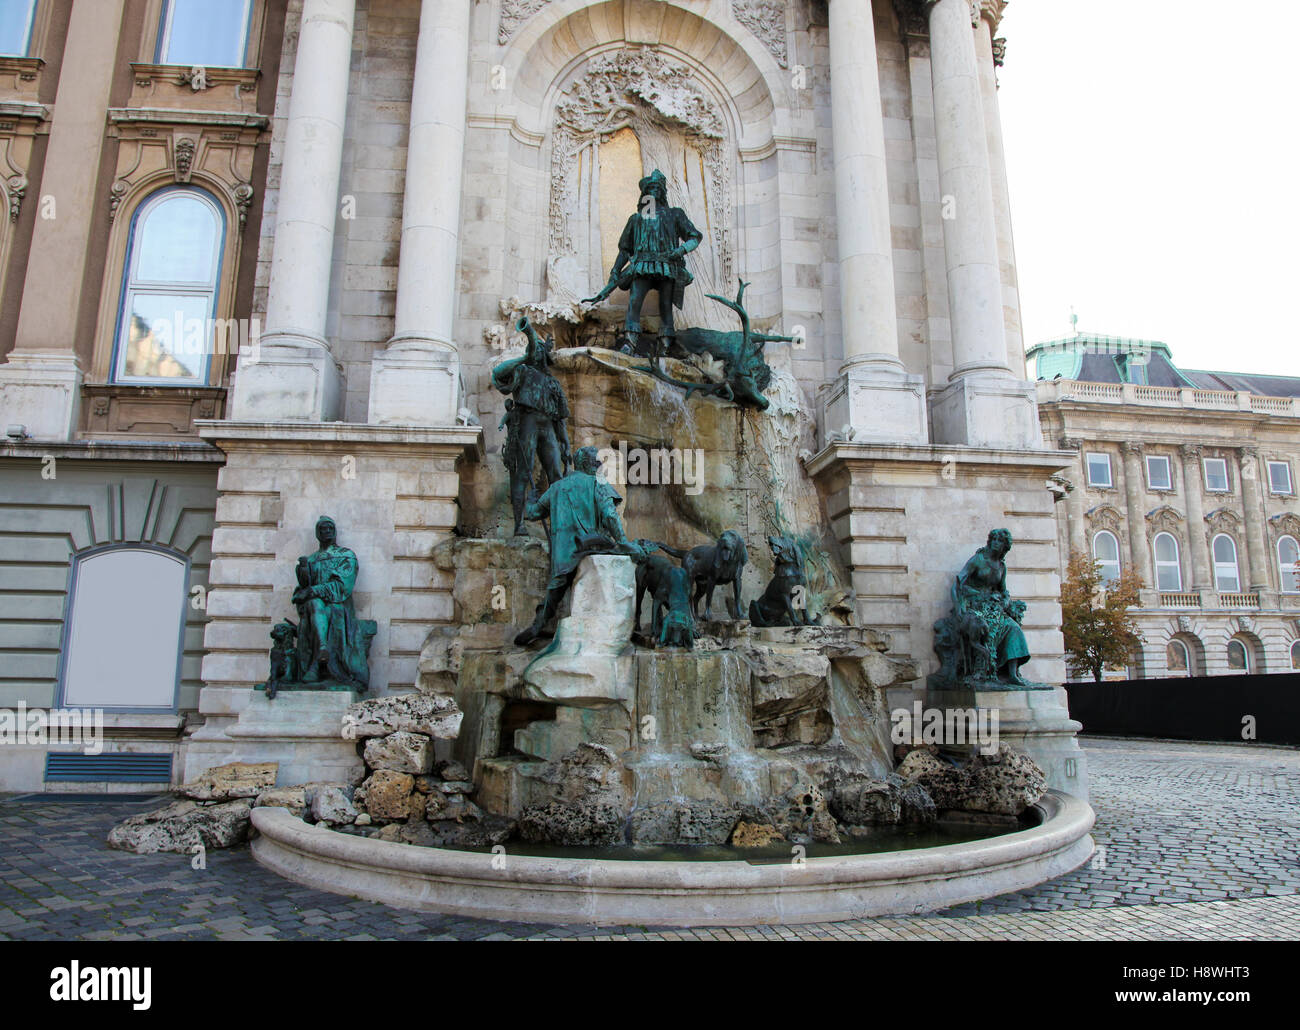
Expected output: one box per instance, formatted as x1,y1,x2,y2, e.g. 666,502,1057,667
0,350,83,441
930,373,1042,449
821,363,929,448
367,337,460,426
229,333,342,422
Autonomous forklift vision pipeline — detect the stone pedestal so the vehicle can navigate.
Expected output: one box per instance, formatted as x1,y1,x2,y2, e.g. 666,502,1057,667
927,685,1089,801
929,374,1042,449
228,338,343,422
821,364,929,446
0,350,83,441
185,688,364,787
366,341,459,426
192,421,481,764
521,555,637,707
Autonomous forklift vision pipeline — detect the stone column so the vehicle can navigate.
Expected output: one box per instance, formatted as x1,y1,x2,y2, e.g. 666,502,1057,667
1121,442,1152,587
821,0,927,445
923,0,1039,448
0,0,127,440
1181,444,1211,591
367,0,470,427
1239,447,1269,593
229,0,356,422
974,1,1024,374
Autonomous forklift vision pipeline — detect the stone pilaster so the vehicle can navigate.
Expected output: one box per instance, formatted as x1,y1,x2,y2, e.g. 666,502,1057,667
1121,442,1152,588
1061,438,1087,558
1181,444,1212,591
230,0,357,422
821,0,927,446
1239,447,1271,594
0,0,126,440
368,0,471,427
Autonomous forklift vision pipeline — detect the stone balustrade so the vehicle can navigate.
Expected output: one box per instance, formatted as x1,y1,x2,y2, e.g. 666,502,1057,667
1038,379,1299,417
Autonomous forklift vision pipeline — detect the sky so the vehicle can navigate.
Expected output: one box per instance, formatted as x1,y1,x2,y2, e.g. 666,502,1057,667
996,0,1300,377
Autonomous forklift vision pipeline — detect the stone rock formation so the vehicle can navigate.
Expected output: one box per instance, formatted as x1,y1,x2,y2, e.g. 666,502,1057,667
107,799,253,854
897,744,1047,817
176,761,277,801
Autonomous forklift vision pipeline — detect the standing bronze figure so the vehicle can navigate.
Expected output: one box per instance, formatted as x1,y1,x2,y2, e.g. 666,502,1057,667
492,317,571,536
583,168,703,357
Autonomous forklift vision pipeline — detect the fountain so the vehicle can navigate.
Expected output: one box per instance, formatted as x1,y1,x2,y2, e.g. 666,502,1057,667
246,171,1094,926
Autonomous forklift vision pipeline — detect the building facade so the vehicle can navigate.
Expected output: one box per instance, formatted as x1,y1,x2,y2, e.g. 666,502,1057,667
1034,336,1300,680
1,1,1078,793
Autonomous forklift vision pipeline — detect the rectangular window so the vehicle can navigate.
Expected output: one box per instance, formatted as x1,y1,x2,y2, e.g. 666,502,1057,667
1268,460,1293,495
158,0,251,69
1086,452,1112,488
0,0,37,57
1146,455,1172,491
1203,457,1229,492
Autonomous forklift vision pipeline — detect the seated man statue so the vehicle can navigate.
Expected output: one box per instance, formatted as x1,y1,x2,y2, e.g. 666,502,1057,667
514,447,646,646
291,515,376,690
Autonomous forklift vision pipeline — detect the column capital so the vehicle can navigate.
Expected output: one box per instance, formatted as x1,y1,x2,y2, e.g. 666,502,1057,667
979,1,1009,31
1238,444,1260,461
1059,436,1083,451
1181,443,1203,460
1120,440,1145,457
991,35,1007,67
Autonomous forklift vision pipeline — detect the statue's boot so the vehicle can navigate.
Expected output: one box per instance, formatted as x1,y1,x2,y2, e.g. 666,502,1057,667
618,327,640,355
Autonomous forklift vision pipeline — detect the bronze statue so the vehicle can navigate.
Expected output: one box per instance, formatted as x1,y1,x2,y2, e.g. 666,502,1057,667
492,317,571,535
933,529,1033,687
749,535,818,627
583,168,702,357
514,446,646,646
634,551,697,649
659,530,748,620
259,516,376,695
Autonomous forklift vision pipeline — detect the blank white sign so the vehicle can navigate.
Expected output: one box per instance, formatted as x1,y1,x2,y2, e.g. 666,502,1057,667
62,548,187,709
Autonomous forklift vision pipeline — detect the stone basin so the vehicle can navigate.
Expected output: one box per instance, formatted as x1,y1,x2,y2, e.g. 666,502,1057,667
249,790,1094,926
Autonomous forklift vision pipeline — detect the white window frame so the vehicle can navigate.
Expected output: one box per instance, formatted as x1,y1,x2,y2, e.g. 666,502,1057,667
158,0,253,69
1267,460,1293,495
1203,456,1230,493
1,0,37,57
1226,638,1250,674
111,187,224,387
1145,454,1172,491
1212,533,1241,593
1091,530,1121,585
1086,451,1113,488
1153,532,1183,592
1278,535,1299,594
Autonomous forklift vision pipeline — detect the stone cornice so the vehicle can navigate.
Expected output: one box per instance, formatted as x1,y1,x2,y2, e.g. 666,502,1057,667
108,108,270,130
0,100,50,126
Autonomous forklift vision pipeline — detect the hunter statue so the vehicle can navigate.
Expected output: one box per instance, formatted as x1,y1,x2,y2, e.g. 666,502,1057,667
584,168,703,357
492,316,572,536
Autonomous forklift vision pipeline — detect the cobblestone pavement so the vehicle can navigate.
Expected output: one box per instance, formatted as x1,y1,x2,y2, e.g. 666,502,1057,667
2,737,1298,941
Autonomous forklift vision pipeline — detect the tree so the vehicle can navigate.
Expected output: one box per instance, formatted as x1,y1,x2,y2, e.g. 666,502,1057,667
1060,550,1145,683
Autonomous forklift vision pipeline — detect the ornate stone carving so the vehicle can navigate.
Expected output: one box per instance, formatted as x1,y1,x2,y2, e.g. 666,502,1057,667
234,181,255,232
498,0,553,45
893,0,931,57
1176,616,1192,634
992,36,1007,67
1120,440,1145,457
1145,504,1185,535
549,48,733,319
108,179,130,221
1205,507,1243,535
174,137,196,182
979,0,1009,29
732,0,789,68
1180,443,1202,460
1235,614,1255,634
1269,512,1300,539
1085,504,1124,535
5,174,25,221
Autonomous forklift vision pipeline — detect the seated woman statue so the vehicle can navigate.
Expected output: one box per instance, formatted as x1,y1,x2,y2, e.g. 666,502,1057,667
952,528,1032,686
292,516,374,690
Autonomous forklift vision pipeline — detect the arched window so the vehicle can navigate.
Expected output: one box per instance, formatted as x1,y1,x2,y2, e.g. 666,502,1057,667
0,0,37,57
1291,641,1300,671
1226,638,1249,673
158,0,252,68
1092,530,1121,585
59,546,189,710
1153,532,1182,592
1212,534,1240,593
1166,639,1191,676
1278,535,1299,594
112,187,224,385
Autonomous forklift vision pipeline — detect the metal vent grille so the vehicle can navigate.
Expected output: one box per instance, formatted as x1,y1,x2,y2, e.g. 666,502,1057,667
44,752,173,783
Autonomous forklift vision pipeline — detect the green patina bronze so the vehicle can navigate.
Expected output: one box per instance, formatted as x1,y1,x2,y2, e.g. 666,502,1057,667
258,516,377,697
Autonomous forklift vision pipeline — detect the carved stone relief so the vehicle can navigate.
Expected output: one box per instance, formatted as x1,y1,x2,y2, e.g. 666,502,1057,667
732,0,789,68
499,0,553,45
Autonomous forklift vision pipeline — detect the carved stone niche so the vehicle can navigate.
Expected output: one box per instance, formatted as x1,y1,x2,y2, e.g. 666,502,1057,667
81,384,227,439
544,47,735,334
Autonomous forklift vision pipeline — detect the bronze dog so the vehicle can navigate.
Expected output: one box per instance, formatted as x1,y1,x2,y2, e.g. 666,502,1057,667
658,530,748,620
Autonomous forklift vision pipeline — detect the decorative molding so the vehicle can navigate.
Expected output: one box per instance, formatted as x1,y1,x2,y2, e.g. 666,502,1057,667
1235,614,1256,635
234,182,255,233
5,173,24,221
991,36,1007,67
1204,507,1243,535
173,137,196,182
893,0,931,57
732,0,789,68
498,0,553,45
1120,440,1145,457
1145,504,1185,535
108,179,130,221
979,0,1009,30
1180,443,1203,460
1085,503,1124,535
